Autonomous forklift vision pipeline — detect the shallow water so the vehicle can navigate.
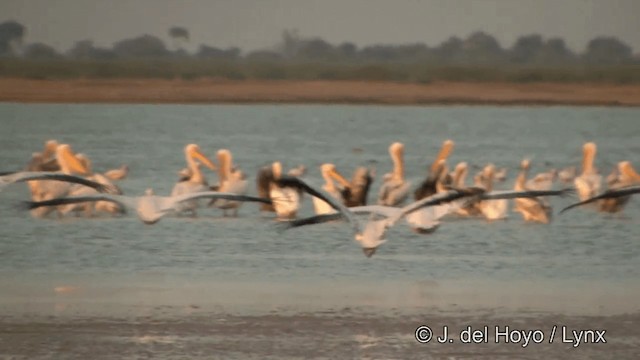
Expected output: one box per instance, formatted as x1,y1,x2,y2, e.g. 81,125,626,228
0,104,639,318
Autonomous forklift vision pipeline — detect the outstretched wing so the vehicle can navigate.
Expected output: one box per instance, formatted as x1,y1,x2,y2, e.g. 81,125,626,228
23,193,133,212
276,213,344,232
275,176,360,233
560,185,640,214
2,171,108,192
482,188,573,200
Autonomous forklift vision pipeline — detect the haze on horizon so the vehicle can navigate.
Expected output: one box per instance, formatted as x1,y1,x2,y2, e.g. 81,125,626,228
1,0,639,53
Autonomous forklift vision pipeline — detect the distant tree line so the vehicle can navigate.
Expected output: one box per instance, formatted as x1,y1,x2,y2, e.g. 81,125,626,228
1,20,639,82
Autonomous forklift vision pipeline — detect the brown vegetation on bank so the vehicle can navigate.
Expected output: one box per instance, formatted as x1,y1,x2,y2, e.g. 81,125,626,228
1,78,640,106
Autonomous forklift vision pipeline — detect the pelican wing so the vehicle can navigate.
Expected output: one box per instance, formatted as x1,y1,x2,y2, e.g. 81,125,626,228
165,191,271,211
23,193,134,212
275,176,360,233
481,188,572,200
560,185,640,214
1,171,108,192
277,213,344,232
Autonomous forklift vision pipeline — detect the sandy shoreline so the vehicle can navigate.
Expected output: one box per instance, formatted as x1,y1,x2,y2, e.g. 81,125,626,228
1,78,640,106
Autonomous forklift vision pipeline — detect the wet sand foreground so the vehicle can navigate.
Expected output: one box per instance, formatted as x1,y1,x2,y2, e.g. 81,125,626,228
1,311,638,359
1,78,640,106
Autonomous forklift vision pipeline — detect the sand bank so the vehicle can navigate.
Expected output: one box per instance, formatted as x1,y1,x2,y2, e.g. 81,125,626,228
1,78,640,106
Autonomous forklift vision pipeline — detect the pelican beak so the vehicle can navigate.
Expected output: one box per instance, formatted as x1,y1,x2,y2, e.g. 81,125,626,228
329,167,351,188
192,148,217,171
431,140,455,172
621,162,640,182
362,247,377,258
61,147,90,175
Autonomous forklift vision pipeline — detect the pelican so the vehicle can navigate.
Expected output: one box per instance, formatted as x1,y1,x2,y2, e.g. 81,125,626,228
343,166,374,207
277,176,571,257
256,161,303,219
378,142,410,206
312,163,351,215
29,144,92,217
414,139,454,200
170,144,216,216
60,153,123,217
0,171,107,194
450,162,481,217
598,161,640,213
560,185,640,214
25,189,272,225
475,164,509,221
210,149,248,216
513,159,553,223
574,142,602,202
494,167,508,182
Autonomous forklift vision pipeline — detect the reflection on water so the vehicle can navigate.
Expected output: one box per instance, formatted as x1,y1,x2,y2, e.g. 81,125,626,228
0,104,639,316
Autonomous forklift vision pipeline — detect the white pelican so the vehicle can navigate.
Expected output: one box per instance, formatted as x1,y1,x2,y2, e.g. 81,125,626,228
25,189,271,225
29,144,92,217
473,164,508,221
170,144,216,216
513,159,553,223
60,153,123,217
414,140,454,200
256,162,303,219
210,149,248,216
494,167,508,182
276,176,571,257
561,184,640,214
574,142,602,202
378,142,410,207
312,163,351,215
597,161,640,213
450,162,481,217
0,171,107,194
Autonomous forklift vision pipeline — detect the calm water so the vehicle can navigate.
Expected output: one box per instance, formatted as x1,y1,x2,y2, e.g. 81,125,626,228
0,104,639,316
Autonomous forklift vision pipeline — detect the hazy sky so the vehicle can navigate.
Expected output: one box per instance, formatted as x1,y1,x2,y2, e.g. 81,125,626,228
2,0,639,53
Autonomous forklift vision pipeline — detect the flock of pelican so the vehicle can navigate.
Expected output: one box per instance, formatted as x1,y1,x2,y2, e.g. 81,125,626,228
2,139,638,257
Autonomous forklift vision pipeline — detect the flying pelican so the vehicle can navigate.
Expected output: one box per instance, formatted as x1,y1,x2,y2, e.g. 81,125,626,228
312,163,351,215
256,161,304,219
276,176,572,257
512,159,553,223
378,142,410,206
414,139,455,200
343,166,374,207
574,142,602,202
560,185,640,214
170,144,217,216
25,189,272,225
597,161,640,213
210,149,248,216
0,171,107,194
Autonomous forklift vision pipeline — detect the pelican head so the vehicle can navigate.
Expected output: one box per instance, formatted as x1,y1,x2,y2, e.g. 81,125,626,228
520,158,531,170
56,144,89,175
75,153,93,174
287,164,306,177
389,142,404,157
619,161,640,182
145,188,155,196
389,142,405,180
185,144,216,171
321,163,351,188
431,139,455,172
